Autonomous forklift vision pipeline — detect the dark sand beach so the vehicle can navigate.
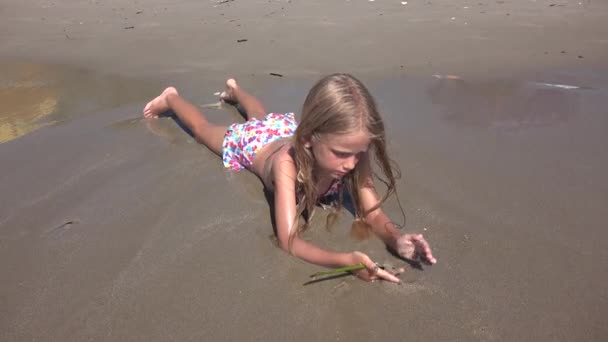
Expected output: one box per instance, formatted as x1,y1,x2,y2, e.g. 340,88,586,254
1,0,608,341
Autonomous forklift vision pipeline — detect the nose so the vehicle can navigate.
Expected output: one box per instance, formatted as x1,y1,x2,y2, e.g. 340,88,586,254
343,155,358,171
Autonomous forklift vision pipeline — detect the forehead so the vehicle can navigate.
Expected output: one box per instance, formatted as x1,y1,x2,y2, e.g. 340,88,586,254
320,130,371,151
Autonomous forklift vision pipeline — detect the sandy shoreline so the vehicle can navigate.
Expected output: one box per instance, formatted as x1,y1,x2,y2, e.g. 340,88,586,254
2,1,608,341
2,0,607,79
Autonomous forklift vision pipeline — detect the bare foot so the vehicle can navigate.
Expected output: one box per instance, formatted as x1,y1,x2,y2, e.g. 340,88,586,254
219,78,239,104
143,87,178,118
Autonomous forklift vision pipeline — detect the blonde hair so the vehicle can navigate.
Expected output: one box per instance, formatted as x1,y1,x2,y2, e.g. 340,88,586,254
290,73,400,249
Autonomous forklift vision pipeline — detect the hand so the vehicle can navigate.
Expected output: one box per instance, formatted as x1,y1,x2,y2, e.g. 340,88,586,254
351,251,401,283
395,234,437,264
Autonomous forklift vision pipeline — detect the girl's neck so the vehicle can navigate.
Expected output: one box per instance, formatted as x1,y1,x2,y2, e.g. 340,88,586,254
312,167,333,184
311,169,339,195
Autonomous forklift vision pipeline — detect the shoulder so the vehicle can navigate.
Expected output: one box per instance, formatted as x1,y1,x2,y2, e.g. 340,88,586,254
271,145,297,186
271,146,299,205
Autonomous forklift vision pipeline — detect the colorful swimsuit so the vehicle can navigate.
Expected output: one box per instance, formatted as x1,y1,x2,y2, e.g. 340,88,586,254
222,112,344,207
222,113,297,171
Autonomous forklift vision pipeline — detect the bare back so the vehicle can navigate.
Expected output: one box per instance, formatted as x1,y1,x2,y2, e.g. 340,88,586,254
250,138,294,191
251,138,343,207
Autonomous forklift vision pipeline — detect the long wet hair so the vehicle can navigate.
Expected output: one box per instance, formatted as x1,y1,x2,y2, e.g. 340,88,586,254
289,73,401,249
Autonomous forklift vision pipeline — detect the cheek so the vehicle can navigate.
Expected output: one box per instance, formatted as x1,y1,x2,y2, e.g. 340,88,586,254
313,148,339,168
325,155,343,169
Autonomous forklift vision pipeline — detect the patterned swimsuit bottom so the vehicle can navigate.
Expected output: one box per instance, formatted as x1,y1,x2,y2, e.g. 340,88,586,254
222,113,297,171
222,112,344,207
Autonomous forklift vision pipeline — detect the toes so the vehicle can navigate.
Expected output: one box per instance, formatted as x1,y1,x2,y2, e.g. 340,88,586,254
220,91,236,104
143,103,158,118
226,78,237,89
143,102,153,117
219,92,229,103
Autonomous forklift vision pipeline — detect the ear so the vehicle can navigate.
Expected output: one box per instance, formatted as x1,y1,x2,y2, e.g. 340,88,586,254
302,136,312,149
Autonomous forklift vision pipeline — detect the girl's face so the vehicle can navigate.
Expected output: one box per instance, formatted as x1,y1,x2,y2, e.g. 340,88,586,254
309,130,371,178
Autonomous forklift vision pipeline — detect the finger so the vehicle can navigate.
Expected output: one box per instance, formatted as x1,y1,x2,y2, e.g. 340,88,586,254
377,269,401,283
362,258,378,274
416,243,435,263
359,272,373,282
394,267,406,275
424,255,437,264
413,235,437,264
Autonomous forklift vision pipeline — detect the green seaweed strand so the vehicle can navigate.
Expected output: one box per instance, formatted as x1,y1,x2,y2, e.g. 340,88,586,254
310,263,375,279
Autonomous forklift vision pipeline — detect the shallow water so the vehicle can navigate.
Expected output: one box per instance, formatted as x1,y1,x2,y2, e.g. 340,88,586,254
0,60,158,143
371,71,608,340
428,77,581,131
0,62,60,143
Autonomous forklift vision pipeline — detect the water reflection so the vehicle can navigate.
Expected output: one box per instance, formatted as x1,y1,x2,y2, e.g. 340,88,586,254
429,77,581,131
0,60,156,144
0,63,59,143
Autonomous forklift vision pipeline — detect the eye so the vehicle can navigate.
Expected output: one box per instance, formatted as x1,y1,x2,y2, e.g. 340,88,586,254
332,150,352,158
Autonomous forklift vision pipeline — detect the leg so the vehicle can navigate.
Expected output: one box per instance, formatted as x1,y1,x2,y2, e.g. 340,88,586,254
220,79,267,121
143,87,226,156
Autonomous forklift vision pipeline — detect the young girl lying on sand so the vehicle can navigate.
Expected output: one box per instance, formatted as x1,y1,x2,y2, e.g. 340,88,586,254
143,73,436,283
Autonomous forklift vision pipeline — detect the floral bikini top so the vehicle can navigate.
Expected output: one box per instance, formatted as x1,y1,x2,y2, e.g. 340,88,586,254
308,177,345,209
321,177,343,198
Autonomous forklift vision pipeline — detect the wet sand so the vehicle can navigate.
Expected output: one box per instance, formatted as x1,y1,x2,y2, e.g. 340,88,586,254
1,1,608,341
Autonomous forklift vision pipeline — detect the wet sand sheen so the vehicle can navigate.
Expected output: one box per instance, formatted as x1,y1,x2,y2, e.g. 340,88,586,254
0,61,161,144
0,62,59,143
1,67,607,341
1,0,608,340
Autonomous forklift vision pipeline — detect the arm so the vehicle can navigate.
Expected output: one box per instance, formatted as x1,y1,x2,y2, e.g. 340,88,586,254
357,153,437,264
271,153,400,282
272,155,354,267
